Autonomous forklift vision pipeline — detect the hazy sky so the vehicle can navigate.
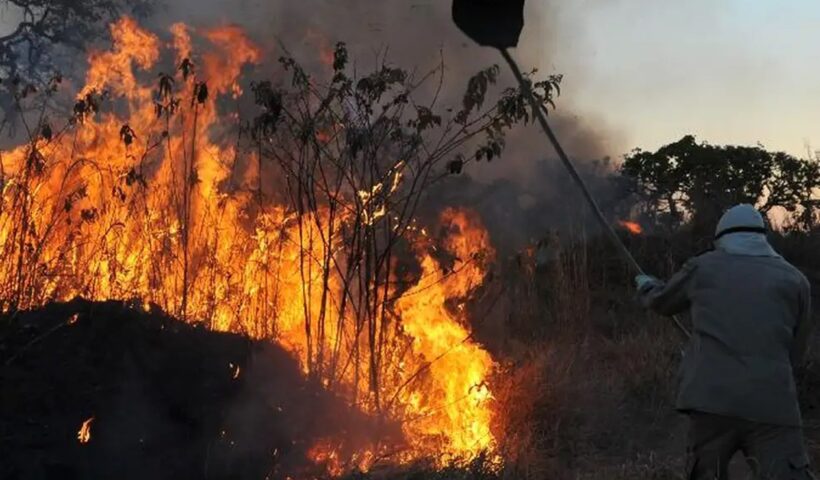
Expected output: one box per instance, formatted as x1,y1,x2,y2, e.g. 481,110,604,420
1,1,817,158
547,0,820,157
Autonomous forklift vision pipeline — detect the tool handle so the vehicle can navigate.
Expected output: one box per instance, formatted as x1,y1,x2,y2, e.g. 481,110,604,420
499,48,692,339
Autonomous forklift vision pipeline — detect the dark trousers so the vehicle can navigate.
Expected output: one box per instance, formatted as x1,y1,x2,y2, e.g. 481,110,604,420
687,412,815,479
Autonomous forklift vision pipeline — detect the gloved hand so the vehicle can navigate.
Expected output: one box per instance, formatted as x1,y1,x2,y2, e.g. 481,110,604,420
634,274,661,294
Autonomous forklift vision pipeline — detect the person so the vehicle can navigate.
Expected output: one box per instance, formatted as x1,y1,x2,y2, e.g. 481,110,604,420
635,204,815,480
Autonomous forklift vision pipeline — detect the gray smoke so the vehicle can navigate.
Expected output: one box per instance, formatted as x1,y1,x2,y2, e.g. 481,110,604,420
146,0,623,250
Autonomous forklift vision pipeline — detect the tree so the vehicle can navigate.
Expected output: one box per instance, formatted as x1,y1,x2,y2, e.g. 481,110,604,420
0,0,152,81
244,43,560,405
620,135,820,234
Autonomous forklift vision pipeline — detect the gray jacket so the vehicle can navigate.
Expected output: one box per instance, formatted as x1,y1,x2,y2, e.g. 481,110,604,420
641,240,812,426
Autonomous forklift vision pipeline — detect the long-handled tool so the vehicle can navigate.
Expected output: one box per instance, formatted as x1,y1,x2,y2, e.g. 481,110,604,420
452,0,692,339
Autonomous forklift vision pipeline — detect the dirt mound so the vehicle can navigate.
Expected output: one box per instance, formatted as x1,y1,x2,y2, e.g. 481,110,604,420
0,299,398,480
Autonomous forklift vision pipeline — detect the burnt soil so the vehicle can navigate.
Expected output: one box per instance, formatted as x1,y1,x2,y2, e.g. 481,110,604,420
0,299,396,480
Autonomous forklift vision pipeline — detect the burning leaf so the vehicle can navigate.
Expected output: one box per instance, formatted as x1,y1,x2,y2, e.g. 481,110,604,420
77,417,94,444
193,81,209,106
26,148,45,175
119,124,137,147
67,313,79,325
73,99,87,121
178,58,195,80
158,73,175,99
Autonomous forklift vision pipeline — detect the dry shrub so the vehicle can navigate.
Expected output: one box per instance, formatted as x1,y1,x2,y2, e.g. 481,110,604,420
482,232,690,479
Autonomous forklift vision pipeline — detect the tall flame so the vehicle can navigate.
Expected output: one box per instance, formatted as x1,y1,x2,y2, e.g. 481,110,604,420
396,208,497,457
0,17,499,470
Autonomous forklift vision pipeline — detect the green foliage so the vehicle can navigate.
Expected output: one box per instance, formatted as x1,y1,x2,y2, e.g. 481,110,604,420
621,135,820,231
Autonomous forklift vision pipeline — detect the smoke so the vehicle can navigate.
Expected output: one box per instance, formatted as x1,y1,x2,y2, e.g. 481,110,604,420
0,0,623,250
142,0,623,251
0,0,623,248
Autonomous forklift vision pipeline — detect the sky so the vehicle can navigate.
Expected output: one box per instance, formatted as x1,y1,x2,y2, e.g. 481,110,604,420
546,0,820,158
1,1,818,158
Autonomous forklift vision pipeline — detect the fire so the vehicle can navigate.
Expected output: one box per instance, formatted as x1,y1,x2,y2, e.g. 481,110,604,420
0,17,500,472
78,417,94,444
396,208,497,458
618,220,643,235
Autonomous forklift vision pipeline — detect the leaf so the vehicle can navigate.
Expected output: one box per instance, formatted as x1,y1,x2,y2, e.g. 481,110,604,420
158,73,175,99
458,65,500,123
448,156,464,174
413,107,441,132
41,123,53,141
193,81,209,106
332,42,348,72
119,124,136,147
178,58,194,81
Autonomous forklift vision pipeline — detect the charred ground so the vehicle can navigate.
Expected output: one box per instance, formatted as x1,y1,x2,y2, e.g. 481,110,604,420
0,299,398,480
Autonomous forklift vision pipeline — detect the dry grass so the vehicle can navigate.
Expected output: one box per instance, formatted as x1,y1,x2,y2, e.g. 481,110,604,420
473,228,820,479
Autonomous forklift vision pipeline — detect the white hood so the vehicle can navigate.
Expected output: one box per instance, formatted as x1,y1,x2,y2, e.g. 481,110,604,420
715,232,780,258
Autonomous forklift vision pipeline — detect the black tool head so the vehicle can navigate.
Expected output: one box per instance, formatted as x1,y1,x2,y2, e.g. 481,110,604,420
452,0,525,48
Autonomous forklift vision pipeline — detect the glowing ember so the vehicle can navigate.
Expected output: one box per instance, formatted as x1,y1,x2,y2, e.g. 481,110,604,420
618,220,643,235
78,417,94,444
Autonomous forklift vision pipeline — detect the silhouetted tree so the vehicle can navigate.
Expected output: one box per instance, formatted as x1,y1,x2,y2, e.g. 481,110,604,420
621,135,820,234
0,0,153,81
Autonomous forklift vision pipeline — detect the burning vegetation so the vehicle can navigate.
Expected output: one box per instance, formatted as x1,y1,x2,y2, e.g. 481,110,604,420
6,5,818,480
0,15,562,475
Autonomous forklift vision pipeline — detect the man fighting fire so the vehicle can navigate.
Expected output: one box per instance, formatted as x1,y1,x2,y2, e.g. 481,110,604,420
636,204,815,480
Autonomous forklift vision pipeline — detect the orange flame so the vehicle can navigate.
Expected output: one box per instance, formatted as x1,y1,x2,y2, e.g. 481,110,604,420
0,17,499,471
78,417,94,444
396,208,497,459
618,220,643,235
